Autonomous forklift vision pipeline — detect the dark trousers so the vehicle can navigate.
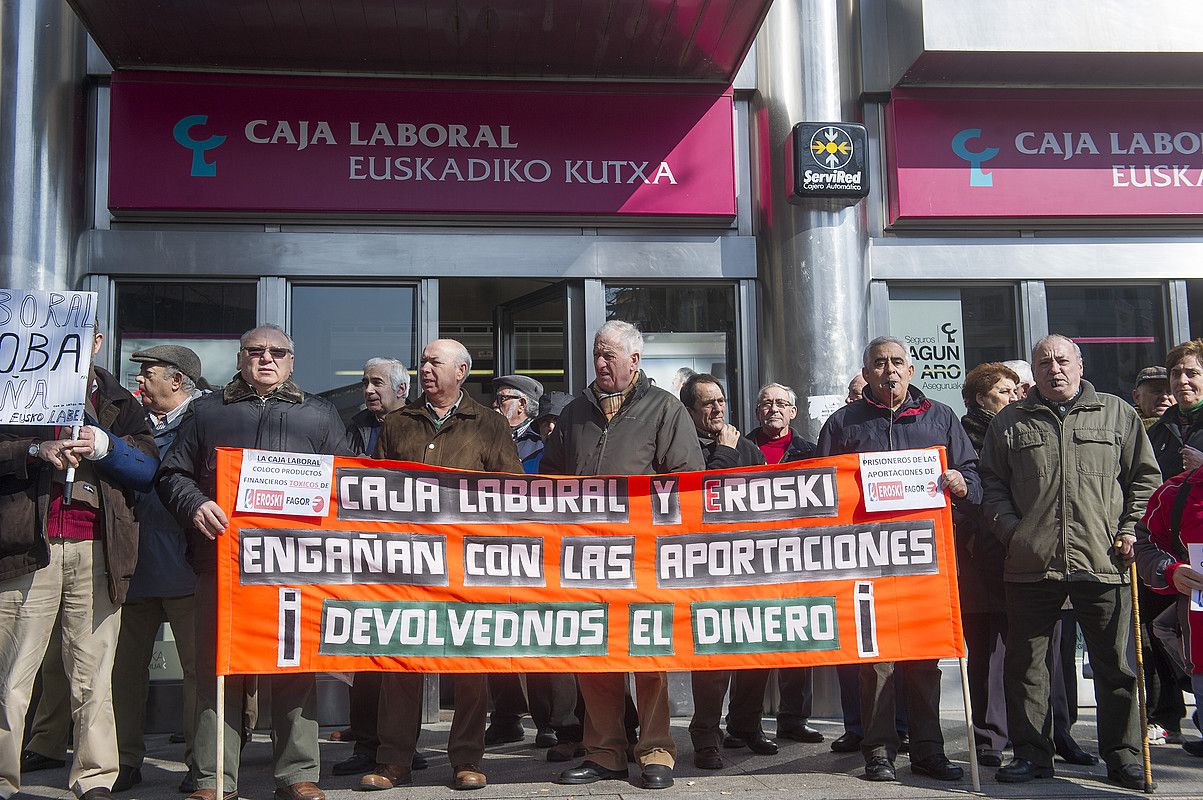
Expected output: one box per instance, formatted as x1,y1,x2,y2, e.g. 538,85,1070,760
1139,589,1187,732
378,673,489,769
488,672,577,731
776,667,813,728
838,664,907,737
963,611,1008,755
1050,611,1079,737
1004,581,1140,770
688,669,771,750
349,673,381,757
859,660,943,762
487,673,527,726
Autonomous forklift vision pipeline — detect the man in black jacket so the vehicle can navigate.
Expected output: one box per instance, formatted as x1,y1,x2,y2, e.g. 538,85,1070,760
157,324,353,800
817,336,981,784
680,374,772,770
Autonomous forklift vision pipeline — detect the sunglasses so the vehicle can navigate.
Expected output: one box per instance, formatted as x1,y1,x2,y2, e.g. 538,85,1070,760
242,346,293,359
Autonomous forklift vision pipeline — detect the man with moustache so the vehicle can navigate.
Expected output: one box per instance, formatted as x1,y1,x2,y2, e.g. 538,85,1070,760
817,336,980,783
157,324,353,800
980,334,1160,789
360,339,522,793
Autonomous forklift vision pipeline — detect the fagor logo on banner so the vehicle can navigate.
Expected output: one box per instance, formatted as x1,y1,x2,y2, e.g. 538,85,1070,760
173,115,227,177
950,128,999,187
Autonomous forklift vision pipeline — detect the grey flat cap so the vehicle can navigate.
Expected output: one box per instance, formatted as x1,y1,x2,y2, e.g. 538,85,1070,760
130,344,203,384
494,374,544,405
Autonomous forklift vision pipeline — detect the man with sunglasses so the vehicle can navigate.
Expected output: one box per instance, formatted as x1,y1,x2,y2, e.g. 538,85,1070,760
158,324,353,800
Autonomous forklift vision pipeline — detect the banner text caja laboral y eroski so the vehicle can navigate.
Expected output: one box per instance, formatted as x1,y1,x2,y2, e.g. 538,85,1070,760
213,448,964,675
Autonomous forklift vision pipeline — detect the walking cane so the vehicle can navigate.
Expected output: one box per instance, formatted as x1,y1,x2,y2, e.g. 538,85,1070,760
1126,558,1156,793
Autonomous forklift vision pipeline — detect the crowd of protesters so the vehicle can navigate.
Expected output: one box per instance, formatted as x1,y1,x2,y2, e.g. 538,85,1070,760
3,319,1203,798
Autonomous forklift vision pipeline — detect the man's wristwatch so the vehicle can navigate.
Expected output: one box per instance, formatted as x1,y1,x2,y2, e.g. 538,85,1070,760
27,441,40,458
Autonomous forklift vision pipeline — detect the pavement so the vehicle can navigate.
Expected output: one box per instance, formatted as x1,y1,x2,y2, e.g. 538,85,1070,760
16,710,1203,800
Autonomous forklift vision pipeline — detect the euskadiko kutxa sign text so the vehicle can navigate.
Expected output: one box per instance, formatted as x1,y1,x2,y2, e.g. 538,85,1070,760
213,448,964,675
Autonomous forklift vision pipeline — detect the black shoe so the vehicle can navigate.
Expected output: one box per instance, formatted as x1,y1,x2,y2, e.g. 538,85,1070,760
694,747,723,770
863,756,896,781
534,728,557,748
332,752,375,776
996,758,1054,783
722,732,746,749
412,752,429,770
483,721,524,745
1183,739,1203,757
830,732,863,753
640,764,673,789
777,723,823,744
558,761,628,784
1108,763,1153,790
896,732,910,754
910,754,963,781
976,749,1003,767
1054,736,1099,766
20,750,66,772
729,730,778,755
178,773,198,794
112,766,142,792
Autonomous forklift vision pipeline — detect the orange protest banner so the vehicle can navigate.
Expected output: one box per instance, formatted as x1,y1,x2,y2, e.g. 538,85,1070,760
213,447,964,676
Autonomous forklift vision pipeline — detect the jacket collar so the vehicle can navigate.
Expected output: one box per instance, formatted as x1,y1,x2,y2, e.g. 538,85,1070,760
861,384,932,420
223,374,304,404
401,390,487,421
583,370,651,413
1019,379,1102,414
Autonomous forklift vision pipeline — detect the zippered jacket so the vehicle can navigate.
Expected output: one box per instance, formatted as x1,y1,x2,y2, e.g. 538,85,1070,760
541,371,704,476
157,374,353,573
980,380,1161,583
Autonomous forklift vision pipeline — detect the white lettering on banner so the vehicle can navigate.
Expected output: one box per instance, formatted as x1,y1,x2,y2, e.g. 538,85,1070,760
0,289,96,426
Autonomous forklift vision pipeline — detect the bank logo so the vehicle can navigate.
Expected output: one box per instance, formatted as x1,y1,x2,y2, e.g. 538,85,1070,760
809,126,854,170
246,489,285,511
868,481,904,502
172,115,227,177
950,128,999,187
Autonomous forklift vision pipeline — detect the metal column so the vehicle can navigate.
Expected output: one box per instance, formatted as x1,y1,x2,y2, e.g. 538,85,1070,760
751,0,868,439
0,0,87,290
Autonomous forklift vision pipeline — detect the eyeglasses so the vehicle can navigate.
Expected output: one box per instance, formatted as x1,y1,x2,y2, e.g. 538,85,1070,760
242,346,292,360
757,399,794,409
494,394,524,405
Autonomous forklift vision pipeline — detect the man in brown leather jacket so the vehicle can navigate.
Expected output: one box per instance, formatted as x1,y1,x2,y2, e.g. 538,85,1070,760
360,339,522,793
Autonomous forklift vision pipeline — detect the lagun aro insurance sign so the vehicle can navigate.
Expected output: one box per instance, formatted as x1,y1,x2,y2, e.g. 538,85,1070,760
212,448,964,675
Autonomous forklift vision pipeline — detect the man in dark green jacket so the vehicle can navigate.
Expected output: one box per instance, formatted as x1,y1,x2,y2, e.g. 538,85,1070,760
544,320,703,791
980,334,1161,790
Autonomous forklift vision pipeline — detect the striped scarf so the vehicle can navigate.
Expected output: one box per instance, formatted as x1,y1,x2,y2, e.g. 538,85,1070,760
593,381,636,421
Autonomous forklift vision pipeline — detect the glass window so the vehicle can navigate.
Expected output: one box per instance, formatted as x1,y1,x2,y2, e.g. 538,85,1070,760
605,284,740,418
1046,284,1166,399
115,281,257,394
290,285,418,422
888,285,1019,416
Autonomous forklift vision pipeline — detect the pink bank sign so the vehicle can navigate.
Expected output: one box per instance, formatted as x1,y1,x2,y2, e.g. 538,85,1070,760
108,72,735,218
886,90,1203,223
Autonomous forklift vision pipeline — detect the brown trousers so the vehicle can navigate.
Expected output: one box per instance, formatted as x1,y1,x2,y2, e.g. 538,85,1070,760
377,673,489,769
579,672,675,771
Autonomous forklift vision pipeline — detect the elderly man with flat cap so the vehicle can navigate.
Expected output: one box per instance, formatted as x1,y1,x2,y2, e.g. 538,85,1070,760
110,345,206,794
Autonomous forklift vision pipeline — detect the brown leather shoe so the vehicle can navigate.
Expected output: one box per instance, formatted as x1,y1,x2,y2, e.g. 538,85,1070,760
452,764,487,790
186,790,238,800
274,781,325,800
360,764,411,791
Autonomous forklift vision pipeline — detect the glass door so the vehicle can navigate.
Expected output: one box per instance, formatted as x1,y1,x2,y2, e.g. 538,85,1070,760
494,281,584,395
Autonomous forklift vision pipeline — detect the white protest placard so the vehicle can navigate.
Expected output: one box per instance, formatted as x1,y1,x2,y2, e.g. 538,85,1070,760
858,448,946,513
236,449,335,517
1189,543,1203,612
0,289,97,426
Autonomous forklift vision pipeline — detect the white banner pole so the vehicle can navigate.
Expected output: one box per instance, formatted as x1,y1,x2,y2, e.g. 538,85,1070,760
216,674,225,800
958,656,980,792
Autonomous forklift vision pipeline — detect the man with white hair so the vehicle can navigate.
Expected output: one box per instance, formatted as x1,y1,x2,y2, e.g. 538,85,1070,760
1003,360,1034,400
331,357,411,779
361,339,522,793
980,334,1160,789
544,321,704,790
817,335,980,784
